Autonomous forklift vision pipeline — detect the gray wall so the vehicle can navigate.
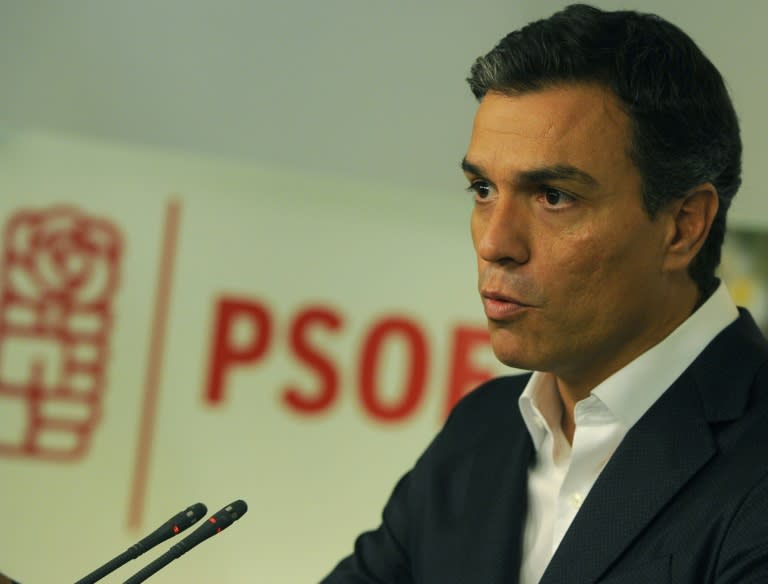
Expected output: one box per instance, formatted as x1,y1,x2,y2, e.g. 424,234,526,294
0,0,764,225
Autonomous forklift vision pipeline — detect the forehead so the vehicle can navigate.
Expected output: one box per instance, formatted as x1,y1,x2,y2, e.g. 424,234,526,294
466,84,634,178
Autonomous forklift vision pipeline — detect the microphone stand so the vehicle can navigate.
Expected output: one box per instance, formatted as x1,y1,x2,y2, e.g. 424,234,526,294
73,502,207,584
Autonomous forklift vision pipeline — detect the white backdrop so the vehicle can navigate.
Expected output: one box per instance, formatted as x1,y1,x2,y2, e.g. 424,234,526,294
0,130,515,582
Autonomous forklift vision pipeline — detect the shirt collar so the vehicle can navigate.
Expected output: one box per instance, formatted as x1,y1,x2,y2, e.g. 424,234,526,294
519,371,560,450
593,282,738,429
519,282,739,440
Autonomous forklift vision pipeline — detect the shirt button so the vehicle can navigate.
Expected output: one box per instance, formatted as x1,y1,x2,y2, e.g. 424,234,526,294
569,493,584,510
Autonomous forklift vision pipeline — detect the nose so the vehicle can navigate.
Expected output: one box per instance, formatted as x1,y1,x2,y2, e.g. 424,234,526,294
473,195,530,265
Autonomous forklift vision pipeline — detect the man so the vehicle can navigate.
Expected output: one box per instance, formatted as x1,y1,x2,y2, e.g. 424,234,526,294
323,4,768,583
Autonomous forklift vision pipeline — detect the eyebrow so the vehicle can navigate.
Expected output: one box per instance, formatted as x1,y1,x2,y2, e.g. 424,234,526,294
461,158,599,188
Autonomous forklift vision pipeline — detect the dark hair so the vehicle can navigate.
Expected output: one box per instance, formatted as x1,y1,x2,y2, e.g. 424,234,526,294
467,4,741,296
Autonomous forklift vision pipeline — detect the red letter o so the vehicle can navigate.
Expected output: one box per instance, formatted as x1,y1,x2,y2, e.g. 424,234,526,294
359,317,429,422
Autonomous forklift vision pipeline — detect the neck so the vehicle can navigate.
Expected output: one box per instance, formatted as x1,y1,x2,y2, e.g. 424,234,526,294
555,280,702,444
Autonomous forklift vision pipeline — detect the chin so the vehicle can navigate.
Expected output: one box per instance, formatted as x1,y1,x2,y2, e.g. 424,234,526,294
489,339,536,371
488,323,554,372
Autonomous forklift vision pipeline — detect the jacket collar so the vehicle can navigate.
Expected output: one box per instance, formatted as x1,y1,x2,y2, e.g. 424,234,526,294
538,310,768,584
456,376,533,584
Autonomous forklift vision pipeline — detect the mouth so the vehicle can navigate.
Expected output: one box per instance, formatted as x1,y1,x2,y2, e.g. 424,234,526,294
480,290,531,321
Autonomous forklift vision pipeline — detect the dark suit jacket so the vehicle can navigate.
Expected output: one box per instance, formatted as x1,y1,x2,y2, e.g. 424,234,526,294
322,310,768,583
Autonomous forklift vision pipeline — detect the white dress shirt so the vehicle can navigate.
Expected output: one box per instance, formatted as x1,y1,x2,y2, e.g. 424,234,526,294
517,283,739,584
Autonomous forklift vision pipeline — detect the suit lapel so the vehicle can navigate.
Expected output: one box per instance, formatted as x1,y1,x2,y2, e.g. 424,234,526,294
540,310,768,584
539,374,715,583
458,407,533,584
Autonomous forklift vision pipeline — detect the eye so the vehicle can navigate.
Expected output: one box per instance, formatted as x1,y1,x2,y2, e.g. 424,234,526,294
466,180,492,201
541,187,575,208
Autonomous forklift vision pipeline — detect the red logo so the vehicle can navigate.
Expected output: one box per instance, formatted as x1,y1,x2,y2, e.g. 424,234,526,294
0,207,122,460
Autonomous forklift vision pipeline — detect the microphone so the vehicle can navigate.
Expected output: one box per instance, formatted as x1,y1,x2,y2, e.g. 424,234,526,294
74,502,207,584
123,499,248,584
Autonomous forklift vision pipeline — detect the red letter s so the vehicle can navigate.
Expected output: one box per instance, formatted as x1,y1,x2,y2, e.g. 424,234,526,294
283,306,343,414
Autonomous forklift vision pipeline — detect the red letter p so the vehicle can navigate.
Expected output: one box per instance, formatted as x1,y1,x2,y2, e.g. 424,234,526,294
204,297,272,405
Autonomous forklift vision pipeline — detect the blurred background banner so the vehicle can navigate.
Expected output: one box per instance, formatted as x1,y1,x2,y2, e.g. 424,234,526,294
0,129,513,582
0,1,767,582
722,229,768,334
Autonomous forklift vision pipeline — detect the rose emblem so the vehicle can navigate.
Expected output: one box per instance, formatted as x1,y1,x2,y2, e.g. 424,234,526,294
0,206,123,460
5,206,121,307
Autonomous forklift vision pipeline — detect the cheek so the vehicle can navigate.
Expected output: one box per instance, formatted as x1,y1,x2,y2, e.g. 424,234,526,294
558,226,655,314
470,217,480,251
532,229,623,327
540,228,607,287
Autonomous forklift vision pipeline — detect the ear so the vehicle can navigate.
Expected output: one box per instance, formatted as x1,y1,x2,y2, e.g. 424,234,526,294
662,183,719,273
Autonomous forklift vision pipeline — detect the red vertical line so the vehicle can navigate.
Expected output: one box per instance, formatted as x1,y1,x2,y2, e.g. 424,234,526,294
127,198,182,530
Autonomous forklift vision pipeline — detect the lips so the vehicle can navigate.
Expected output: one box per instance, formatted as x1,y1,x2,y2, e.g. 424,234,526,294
481,291,530,320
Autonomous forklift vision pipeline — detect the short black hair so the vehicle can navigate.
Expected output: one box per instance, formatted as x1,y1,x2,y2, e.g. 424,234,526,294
467,4,741,297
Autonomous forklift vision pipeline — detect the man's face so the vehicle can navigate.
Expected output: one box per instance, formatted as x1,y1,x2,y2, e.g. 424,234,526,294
464,84,681,389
